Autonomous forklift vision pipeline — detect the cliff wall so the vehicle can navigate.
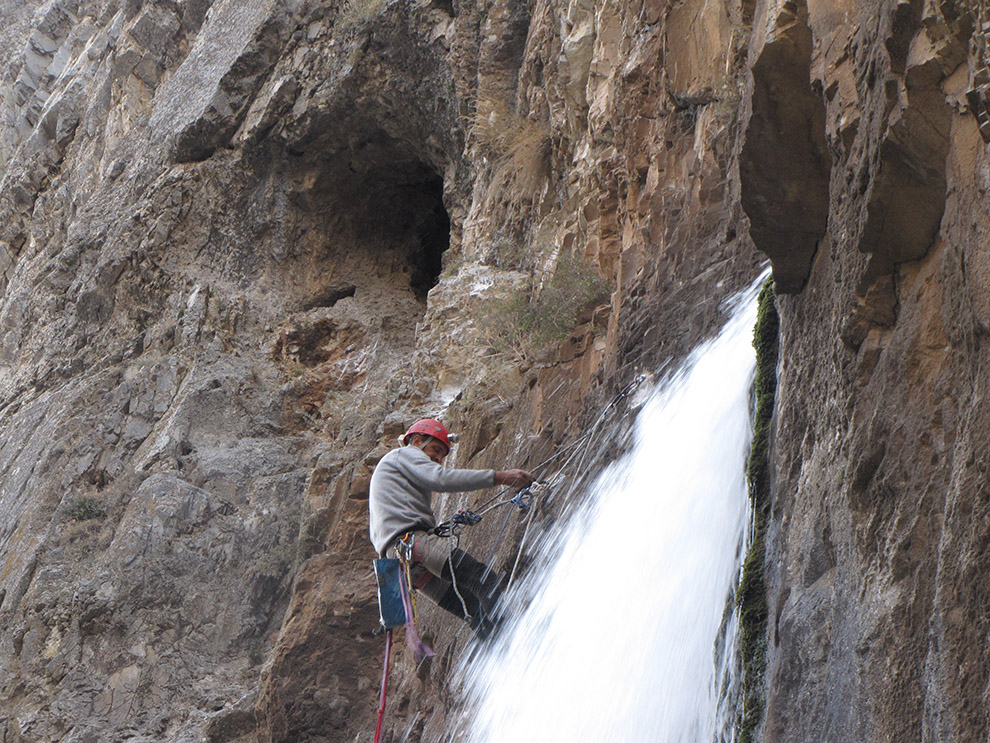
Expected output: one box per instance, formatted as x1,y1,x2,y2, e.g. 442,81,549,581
748,2,990,741
0,1,984,742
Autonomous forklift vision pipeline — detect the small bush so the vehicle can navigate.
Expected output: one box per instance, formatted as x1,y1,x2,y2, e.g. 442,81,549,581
253,541,295,580
64,496,107,522
338,0,388,26
481,252,611,360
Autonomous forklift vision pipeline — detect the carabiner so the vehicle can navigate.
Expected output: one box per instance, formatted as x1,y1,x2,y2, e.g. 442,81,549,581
510,488,533,512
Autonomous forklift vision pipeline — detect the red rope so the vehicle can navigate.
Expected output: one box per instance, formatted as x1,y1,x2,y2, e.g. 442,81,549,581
374,629,393,743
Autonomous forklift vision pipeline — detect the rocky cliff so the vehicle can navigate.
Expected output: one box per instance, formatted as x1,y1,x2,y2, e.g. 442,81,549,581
750,2,990,742
0,0,985,742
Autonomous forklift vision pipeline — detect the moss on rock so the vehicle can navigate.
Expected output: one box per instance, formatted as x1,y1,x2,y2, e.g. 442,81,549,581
737,277,779,743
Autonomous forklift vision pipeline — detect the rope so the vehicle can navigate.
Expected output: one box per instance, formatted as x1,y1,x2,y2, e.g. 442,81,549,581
483,507,515,581
394,534,434,664
402,553,418,621
445,536,473,623
507,484,547,588
373,628,393,743
539,373,649,494
427,374,649,615
434,484,537,536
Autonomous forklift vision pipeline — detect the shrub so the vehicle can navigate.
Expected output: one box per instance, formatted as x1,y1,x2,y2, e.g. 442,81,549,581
64,496,107,522
338,0,388,26
481,251,611,360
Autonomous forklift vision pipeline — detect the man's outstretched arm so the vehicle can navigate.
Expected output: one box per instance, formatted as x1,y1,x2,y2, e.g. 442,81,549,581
494,469,535,488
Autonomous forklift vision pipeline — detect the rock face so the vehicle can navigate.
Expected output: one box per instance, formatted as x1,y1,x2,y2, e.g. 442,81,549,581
0,1,985,743
749,2,990,742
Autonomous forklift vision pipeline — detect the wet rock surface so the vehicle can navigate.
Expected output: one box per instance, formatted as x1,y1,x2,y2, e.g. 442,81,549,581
756,1,990,741
0,1,985,742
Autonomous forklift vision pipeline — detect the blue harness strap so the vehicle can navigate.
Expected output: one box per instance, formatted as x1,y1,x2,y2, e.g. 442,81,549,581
373,558,409,629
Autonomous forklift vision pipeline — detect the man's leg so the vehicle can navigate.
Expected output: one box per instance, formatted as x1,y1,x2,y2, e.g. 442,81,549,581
440,548,504,617
411,533,504,638
442,549,504,639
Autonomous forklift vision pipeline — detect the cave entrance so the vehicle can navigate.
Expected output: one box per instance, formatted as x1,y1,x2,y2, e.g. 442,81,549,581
288,130,452,308
404,172,450,297
331,156,451,300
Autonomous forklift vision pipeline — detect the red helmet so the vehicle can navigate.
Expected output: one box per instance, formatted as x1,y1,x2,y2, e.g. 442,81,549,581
403,418,452,452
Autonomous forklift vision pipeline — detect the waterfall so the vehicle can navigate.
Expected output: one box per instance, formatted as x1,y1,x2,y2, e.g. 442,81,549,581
453,279,765,743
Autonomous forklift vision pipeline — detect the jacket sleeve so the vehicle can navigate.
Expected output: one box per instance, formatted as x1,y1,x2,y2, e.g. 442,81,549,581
396,447,495,492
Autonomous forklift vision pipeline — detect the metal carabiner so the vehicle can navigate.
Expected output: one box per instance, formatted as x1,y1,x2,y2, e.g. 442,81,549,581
510,487,533,512
396,533,414,562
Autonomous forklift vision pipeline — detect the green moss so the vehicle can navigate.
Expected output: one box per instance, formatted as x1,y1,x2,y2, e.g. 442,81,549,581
737,277,779,743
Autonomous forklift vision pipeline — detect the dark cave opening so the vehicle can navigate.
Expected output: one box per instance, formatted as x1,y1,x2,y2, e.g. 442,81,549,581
407,174,450,297
292,129,452,304
365,164,451,299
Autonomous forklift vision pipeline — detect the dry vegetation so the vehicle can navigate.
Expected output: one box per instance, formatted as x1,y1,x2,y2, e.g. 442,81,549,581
470,95,553,204
338,0,388,26
480,251,611,362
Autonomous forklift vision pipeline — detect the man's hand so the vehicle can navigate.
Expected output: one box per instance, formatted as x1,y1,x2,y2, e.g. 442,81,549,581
494,469,536,488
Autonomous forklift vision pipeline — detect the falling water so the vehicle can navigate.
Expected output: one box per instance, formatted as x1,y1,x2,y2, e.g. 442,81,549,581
454,279,765,743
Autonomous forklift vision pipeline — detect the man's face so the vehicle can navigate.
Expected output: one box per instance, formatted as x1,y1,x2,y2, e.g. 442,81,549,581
414,434,449,464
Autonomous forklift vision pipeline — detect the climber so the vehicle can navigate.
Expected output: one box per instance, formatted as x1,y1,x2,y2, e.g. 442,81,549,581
369,418,534,638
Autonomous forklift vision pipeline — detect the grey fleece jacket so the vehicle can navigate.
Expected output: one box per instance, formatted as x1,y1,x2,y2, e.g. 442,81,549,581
369,445,495,555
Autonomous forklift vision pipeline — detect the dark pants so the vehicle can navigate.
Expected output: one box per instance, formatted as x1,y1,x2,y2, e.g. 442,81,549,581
389,532,504,639
432,548,504,639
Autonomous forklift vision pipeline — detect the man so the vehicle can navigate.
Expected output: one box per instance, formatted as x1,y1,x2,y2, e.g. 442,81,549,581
369,418,534,638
